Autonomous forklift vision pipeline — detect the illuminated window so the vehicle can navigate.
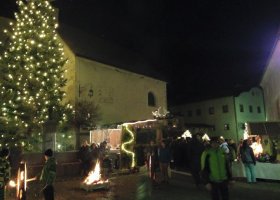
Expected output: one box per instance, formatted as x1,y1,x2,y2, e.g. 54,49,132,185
148,92,156,107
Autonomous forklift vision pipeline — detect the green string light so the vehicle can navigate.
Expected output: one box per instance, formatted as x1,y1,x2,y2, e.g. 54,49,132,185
121,124,136,168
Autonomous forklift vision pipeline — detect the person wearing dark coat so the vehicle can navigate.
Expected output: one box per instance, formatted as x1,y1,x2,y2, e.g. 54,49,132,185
240,139,256,183
189,133,205,187
158,140,171,184
40,149,56,200
78,140,91,176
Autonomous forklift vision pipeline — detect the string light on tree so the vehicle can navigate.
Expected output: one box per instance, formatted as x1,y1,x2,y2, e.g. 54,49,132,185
0,0,72,147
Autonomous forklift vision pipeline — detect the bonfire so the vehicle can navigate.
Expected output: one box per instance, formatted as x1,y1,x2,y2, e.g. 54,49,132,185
80,160,110,191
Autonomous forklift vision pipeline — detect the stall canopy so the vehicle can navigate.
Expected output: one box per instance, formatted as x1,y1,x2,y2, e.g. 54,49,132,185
248,122,280,136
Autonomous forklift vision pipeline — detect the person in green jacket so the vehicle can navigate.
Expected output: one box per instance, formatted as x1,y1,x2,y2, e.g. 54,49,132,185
40,149,56,200
201,137,233,200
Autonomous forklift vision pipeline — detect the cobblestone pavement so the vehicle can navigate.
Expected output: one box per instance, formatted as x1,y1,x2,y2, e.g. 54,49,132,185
5,169,280,200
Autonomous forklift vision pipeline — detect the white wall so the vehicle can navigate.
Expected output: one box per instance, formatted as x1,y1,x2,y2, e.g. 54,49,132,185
261,39,280,121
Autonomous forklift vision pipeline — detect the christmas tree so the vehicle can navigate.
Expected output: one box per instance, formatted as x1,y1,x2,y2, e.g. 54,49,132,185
0,0,71,149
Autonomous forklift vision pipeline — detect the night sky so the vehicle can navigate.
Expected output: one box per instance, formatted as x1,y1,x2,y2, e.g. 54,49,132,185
1,0,280,105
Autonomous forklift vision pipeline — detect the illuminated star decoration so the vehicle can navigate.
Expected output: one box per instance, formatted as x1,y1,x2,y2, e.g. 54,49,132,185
152,107,169,119
182,130,192,139
202,133,210,141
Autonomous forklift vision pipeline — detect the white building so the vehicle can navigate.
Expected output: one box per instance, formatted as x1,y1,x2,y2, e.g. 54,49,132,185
260,36,280,121
171,87,266,142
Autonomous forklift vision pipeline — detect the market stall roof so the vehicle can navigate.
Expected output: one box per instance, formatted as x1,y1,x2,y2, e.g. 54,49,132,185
248,122,280,136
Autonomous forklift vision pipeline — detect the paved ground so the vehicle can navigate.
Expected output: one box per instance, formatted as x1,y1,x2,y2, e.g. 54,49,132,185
5,168,280,200
152,171,280,200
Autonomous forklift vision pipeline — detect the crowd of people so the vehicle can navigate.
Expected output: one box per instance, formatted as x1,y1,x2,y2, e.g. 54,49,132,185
168,133,262,200
78,140,113,179
142,134,242,192
144,139,171,186
0,133,265,200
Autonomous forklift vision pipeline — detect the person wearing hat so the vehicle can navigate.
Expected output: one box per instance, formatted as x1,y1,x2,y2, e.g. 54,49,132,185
40,149,56,200
200,137,233,200
0,148,11,200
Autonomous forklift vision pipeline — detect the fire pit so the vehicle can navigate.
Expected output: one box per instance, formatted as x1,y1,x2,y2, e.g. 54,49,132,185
80,160,110,191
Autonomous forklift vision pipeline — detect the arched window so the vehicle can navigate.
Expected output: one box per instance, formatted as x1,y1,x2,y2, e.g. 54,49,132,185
148,92,156,107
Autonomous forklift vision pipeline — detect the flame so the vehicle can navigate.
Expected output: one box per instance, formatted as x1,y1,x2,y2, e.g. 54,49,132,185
16,168,20,198
251,142,263,156
84,160,107,185
9,180,16,187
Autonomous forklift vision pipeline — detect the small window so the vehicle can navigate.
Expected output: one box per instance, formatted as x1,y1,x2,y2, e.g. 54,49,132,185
239,104,244,112
148,92,156,107
249,105,253,113
209,107,214,115
257,106,261,113
187,110,192,117
241,123,245,130
224,124,230,130
196,109,201,116
222,105,228,113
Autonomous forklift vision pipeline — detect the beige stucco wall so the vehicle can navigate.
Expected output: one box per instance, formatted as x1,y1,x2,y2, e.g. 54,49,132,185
75,57,167,125
260,39,280,121
60,38,76,105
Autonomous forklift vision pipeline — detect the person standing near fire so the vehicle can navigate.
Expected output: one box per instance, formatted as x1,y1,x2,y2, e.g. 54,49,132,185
78,140,91,177
40,149,56,200
0,148,11,200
